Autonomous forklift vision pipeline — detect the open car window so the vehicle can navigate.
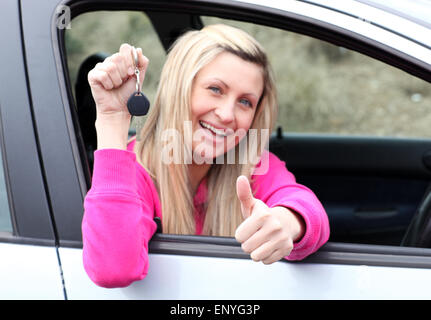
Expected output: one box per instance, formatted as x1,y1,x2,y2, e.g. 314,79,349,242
65,8,431,250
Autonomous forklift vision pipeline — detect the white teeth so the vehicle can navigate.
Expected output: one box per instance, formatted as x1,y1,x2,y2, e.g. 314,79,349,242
199,121,229,136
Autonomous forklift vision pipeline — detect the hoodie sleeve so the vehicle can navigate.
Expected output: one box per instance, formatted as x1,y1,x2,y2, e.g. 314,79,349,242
82,148,157,288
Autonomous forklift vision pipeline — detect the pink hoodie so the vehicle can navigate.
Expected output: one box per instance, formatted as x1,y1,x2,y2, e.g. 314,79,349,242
82,140,330,288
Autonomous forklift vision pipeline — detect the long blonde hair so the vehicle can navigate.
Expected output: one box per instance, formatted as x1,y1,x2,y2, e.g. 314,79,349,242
135,24,277,236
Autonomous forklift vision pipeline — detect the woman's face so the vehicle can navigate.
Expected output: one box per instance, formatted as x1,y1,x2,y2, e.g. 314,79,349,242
190,51,264,162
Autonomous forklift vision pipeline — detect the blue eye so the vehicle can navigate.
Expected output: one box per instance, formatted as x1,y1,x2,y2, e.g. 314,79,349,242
209,86,221,94
239,98,252,107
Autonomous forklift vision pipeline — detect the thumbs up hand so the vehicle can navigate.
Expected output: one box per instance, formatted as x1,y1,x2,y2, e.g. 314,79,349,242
235,176,305,264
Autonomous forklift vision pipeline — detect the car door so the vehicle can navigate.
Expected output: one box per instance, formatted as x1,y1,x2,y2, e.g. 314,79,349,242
0,0,65,299
30,0,431,299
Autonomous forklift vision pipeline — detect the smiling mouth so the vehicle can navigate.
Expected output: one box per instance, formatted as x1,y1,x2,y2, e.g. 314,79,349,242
199,121,232,137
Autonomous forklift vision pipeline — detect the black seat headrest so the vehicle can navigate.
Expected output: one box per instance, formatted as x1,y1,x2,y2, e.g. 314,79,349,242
75,52,109,171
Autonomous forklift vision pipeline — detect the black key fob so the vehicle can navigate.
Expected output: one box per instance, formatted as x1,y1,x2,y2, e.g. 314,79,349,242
127,91,150,116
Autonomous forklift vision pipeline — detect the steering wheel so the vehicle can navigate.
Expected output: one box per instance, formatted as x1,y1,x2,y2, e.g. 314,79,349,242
402,188,431,248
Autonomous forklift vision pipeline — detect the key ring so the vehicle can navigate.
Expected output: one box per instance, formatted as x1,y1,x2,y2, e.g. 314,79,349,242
127,46,151,116
131,46,141,93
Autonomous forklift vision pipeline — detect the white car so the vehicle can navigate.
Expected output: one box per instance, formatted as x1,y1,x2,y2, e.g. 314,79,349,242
0,0,431,299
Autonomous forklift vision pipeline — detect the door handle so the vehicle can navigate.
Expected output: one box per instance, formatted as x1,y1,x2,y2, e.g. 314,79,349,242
354,208,397,219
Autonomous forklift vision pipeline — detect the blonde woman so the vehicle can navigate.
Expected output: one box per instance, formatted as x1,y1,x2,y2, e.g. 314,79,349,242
83,24,330,288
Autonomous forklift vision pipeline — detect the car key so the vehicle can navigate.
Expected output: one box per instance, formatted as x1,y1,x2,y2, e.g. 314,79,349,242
126,46,150,116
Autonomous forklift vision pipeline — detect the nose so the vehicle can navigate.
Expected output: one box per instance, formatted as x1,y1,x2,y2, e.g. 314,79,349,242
214,100,235,124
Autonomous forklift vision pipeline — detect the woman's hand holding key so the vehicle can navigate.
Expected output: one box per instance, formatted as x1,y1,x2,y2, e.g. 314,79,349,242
88,44,148,116
87,44,149,150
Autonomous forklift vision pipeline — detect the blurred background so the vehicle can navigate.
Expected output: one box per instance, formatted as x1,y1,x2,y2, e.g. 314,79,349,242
65,11,431,138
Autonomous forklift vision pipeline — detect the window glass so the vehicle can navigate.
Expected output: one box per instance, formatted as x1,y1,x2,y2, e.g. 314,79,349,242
202,16,431,139
65,11,166,133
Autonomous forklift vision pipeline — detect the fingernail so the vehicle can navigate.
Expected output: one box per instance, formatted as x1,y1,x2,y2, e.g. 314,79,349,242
128,67,134,75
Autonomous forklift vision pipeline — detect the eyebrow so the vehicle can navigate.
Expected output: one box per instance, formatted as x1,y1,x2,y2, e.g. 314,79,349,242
211,78,229,89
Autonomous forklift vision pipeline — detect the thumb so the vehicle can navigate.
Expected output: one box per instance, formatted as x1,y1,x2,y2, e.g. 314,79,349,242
236,175,256,219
